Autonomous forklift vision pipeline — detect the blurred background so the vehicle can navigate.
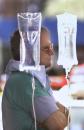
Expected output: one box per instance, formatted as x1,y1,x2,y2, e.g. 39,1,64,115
0,0,84,130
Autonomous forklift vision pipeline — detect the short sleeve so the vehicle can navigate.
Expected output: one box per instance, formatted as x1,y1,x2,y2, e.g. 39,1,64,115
34,95,59,122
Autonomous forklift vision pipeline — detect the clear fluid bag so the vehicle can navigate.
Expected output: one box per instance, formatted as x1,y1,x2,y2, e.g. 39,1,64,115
56,13,78,74
17,12,42,71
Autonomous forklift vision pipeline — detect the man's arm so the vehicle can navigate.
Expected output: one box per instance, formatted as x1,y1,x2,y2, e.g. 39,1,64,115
34,96,69,130
42,110,68,130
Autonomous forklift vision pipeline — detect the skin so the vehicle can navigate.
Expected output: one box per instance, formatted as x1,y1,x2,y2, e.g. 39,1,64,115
40,30,54,68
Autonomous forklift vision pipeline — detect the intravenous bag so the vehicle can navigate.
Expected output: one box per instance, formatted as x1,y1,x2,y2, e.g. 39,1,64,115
17,12,42,71
57,12,78,74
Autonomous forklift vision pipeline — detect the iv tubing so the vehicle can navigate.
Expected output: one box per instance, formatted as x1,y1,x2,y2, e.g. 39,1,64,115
65,69,71,130
32,75,37,130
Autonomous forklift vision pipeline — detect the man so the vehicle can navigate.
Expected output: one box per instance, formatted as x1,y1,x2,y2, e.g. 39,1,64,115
2,27,69,130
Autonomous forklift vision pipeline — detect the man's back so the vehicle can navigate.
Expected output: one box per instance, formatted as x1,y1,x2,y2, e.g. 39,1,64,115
2,71,47,130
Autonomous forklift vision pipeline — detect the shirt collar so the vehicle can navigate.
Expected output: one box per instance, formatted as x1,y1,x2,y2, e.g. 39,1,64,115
5,59,47,88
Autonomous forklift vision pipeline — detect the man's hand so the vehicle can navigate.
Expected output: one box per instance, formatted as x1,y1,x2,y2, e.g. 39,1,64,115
56,102,69,118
